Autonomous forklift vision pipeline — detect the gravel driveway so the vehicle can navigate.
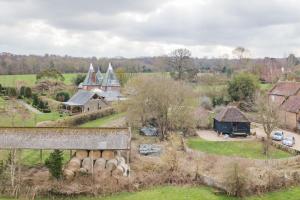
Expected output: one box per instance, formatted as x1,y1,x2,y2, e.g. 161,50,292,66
197,130,255,141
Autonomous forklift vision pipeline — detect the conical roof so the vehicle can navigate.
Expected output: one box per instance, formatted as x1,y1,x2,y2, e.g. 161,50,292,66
82,63,95,86
96,66,103,85
102,63,120,87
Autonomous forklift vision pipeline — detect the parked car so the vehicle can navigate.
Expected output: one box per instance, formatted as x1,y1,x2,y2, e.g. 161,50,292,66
272,131,284,141
282,136,295,147
140,126,158,136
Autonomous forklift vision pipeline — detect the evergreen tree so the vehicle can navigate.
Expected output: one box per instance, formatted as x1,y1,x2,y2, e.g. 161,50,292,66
20,86,26,96
24,87,32,98
32,94,39,107
45,150,64,180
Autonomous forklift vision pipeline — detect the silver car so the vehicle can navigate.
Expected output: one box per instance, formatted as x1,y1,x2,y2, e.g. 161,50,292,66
282,136,295,147
272,131,284,141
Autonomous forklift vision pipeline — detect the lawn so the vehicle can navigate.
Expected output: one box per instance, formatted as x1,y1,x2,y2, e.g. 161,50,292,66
0,73,80,87
0,97,64,127
1,185,300,200
187,138,291,159
80,112,125,127
0,149,70,166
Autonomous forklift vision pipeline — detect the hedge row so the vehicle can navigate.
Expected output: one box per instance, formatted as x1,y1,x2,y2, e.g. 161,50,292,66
37,107,115,127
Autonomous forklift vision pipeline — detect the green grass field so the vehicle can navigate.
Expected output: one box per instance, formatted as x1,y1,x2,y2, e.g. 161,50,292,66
0,73,79,87
188,138,291,159
1,185,300,200
0,97,64,127
0,149,70,166
80,112,125,127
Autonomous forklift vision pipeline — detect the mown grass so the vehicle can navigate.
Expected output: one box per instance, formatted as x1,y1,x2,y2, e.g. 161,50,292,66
80,112,125,127
1,185,300,200
0,73,79,87
187,138,291,159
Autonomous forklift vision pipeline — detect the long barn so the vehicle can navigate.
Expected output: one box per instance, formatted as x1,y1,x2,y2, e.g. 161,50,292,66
0,127,131,160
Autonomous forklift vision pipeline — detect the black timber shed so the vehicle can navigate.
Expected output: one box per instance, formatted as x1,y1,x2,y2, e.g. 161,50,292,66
213,106,250,135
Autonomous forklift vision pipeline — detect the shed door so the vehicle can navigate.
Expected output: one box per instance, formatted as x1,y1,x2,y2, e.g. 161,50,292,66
232,122,238,131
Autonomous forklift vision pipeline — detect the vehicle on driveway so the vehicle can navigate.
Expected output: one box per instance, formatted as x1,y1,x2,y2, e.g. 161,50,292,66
272,131,284,141
282,136,295,147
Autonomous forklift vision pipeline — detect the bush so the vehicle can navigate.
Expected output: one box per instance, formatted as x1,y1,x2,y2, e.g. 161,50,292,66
212,96,225,107
32,94,39,107
38,107,114,127
228,72,259,103
45,150,64,180
5,87,17,97
55,91,70,102
20,86,26,96
73,74,86,86
24,87,32,98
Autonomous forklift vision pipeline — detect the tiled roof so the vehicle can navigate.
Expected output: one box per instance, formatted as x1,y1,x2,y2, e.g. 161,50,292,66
214,106,249,122
64,90,99,106
281,95,300,113
0,127,131,150
269,82,300,96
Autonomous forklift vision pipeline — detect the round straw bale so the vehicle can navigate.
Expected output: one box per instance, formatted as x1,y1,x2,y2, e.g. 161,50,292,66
106,159,118,171
79,167,88,174
63,169,75,180
116,156,126,165
102,150,115,160
94,158,106,173
82,157,93,173
89,150,101,160
76,150,88,160
112,165,124,177
67,157,81,171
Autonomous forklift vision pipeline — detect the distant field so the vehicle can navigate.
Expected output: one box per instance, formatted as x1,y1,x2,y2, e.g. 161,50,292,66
0,73,79,87
188,138,291,159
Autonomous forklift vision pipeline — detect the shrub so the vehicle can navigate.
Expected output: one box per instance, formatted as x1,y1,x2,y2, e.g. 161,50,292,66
228,72,259,103
5,87,17,97
212,96,225,107
55,91,70,102
45,150,64,180
20,86,26,96
24,87,32,98
32,94,39,107
73,74,86,86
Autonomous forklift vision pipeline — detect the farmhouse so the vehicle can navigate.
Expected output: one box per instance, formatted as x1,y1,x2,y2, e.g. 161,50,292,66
280,95,300,130
213,106,250,135
269,82,300,106
63,90,109,114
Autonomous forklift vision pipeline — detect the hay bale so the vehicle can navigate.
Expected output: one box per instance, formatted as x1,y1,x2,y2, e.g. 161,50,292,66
67,157,81,171
76,150,88,160
94,158,106,173
89,150,101,160
112,165,124,177
79,167,88,174
102,150,115,160
63,169,75,180
106,159,118,171
116,156,126,165
82,157,93,173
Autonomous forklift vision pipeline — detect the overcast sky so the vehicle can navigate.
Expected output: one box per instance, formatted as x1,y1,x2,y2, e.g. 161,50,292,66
0,0,300,58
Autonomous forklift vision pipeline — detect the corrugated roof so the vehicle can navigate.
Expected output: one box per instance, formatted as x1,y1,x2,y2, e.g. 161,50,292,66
214,106,249,122
102,63,120,87
64,90,99,106
281,95,300,113
269,82,300,96
0,127,131,150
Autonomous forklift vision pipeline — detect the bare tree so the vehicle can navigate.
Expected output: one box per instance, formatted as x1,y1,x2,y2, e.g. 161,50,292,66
257,93,279,156
169,48,192,80
124,76,195,140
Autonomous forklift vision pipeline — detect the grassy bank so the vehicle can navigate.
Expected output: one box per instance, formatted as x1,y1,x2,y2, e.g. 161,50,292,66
188,138,291,159
80,112,125,127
